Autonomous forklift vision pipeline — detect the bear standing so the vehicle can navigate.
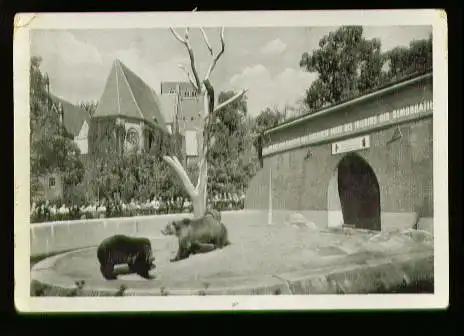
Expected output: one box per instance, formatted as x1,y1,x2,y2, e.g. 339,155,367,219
97,234,155,280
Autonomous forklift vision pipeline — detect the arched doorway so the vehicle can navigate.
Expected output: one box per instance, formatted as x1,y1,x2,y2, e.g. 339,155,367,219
327,172,343,228
337,153,381,231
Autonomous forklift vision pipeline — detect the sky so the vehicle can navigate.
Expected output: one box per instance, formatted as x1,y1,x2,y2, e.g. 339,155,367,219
31,26,432,117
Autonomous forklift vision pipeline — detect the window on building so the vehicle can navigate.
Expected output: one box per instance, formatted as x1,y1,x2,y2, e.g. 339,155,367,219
185,130,198,156
49,177,56,188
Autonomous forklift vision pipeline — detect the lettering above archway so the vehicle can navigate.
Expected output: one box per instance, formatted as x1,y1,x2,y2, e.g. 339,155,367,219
263,100,433,157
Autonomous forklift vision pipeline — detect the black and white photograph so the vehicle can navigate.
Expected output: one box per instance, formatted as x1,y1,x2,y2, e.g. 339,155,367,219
14,10,448,312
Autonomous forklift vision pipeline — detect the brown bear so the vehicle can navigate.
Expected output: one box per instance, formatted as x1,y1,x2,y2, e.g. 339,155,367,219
161,214,231,262
205,207,221,222
97,234,155,280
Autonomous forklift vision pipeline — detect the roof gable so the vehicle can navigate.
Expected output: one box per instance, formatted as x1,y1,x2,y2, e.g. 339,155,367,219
76,120,89,139
93,59,169,133
50,95,91,137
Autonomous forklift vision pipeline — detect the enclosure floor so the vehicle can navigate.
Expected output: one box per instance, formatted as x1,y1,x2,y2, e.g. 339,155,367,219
31,224,434,295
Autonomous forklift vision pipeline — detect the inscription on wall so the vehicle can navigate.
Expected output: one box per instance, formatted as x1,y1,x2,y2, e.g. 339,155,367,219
332,135,370,155
263,100,433,157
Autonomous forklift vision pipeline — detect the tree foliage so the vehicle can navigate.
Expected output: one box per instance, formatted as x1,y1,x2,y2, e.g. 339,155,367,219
30,56,85,202
383,33,433,81
79,101,98,117
248,106,287,167
205,91,256,195
299,27,432,113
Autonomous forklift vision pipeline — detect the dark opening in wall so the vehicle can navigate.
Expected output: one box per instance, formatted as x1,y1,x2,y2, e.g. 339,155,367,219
337,153,381,231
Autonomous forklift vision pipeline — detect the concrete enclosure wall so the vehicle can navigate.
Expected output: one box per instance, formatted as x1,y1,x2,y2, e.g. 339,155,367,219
29,210,433,258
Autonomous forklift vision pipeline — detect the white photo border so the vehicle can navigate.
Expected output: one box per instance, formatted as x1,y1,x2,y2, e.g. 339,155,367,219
14,9,449,312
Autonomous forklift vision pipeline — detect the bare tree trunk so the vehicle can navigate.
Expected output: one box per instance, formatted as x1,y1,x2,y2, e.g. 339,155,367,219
192,194,205,218
164,25,247,219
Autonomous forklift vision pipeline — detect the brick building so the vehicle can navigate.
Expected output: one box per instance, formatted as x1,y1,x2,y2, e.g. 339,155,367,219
245,70,433,232
159,81,203,165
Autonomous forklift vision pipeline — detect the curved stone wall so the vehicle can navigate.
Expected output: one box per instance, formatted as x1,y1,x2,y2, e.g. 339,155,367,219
30,210,434,258
29,210,310,257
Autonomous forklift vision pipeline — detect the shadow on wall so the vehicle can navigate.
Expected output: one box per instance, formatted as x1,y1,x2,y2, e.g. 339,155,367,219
328,153,381,231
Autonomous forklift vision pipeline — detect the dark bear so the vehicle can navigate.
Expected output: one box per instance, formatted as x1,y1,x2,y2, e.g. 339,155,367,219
97,234,155,280
161,214,231,262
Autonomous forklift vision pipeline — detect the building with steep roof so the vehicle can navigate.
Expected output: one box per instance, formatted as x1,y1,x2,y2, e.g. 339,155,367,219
91,59,203,159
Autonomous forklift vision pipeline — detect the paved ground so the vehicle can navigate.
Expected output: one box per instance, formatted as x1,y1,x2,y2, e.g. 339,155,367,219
31,224,434,296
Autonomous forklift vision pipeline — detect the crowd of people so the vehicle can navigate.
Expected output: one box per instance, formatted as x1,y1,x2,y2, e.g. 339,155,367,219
30,193,246,223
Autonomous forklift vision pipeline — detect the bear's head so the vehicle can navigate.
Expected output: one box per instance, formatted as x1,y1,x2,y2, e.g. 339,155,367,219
161,218,191,237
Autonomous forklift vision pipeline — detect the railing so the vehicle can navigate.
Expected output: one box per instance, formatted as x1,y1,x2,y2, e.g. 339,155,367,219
30,202,245,224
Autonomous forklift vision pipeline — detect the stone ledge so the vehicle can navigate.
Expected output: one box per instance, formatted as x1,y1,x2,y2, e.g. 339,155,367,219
31,250,433,296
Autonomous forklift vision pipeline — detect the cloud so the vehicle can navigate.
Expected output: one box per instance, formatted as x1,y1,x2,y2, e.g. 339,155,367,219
109,48,192,93
32,30,103,66
31,31,107,103
260,38,287,55
228,64,317,116
30,31,195,102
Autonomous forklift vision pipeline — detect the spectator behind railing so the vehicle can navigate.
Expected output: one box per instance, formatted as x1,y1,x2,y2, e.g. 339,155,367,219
30,192,246,223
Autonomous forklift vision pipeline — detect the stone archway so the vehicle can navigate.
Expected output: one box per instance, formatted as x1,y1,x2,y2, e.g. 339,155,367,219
328,153,381,231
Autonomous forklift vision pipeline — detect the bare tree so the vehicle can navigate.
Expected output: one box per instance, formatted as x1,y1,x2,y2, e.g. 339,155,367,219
164,26,247,218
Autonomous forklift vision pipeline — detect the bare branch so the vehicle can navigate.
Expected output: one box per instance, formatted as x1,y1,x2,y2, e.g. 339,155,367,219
196,156,208,194
184,27,190,41
214,89,248,113
205,27,225,81
195,156,206,190
169,27,186,44
178,64,199,91
200,28,213,56
162,155,197,197
169,27,202,92
185,47,202,93
201,91,210,120
172,156,184,170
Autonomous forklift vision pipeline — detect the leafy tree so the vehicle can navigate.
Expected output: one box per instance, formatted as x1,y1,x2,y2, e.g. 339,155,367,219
205,91,259,196
253,106,286,133
300,27,433,113
29,56,85,202
249,106,287,168
299,26,385,111
383,33,432,81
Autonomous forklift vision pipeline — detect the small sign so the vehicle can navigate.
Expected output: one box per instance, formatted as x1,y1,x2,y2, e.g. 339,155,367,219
332,135,370,155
